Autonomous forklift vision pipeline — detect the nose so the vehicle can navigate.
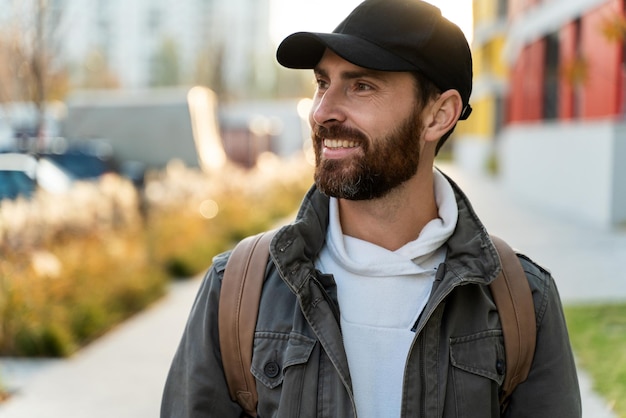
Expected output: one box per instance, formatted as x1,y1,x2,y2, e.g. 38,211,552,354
310,86,346,127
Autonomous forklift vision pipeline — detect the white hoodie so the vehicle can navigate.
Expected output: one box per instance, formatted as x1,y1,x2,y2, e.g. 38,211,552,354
315,170,458,418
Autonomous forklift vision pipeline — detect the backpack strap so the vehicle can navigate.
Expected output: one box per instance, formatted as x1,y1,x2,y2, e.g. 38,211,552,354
218,230,277,418
489,235,537,408
218,231,536,415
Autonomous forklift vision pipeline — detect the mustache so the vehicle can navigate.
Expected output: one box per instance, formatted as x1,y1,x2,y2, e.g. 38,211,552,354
313,125,368,143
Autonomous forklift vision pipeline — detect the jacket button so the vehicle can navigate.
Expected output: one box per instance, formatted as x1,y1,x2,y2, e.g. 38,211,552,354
264,361,280,378
496,359,506,375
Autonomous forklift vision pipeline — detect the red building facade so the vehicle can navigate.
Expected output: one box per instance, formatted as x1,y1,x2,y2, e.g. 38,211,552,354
507,0,626,123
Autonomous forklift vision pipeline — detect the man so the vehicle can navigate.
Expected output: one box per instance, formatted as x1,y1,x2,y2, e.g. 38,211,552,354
161,0,582,416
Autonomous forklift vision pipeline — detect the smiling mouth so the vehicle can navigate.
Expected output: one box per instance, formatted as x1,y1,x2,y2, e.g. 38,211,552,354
323,139,358,149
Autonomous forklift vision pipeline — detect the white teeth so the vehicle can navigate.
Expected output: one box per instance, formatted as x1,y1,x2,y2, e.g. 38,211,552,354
324,139,357,149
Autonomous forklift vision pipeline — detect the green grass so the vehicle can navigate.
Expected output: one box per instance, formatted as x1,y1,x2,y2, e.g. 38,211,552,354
565,303,626,417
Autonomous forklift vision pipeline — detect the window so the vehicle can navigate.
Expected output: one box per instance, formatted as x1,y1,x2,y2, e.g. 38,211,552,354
497,0,508,19
573,18,582,119
543,32,560,120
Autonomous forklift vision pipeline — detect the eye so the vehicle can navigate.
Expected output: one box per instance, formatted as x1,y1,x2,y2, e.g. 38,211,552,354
315,78,329,91
355,82,374,92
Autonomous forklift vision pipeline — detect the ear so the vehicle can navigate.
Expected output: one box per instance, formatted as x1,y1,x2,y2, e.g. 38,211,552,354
422,90,463,144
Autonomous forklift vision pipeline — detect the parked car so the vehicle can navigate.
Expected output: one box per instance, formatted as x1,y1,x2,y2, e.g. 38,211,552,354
41,148,116,181
37,140,118,193
1,140,125,200
35,155,73,194
0,153,38,201
46,152,106,179
0,152,70,199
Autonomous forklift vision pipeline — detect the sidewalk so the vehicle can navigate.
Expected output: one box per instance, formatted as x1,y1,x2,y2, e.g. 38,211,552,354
0,163,623,417
0,278,200,418
440,163,626,305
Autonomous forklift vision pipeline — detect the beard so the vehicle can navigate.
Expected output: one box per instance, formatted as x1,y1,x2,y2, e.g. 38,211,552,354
312,110,423,200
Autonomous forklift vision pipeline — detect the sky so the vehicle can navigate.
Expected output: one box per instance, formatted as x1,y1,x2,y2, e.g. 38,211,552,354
269,0,474,45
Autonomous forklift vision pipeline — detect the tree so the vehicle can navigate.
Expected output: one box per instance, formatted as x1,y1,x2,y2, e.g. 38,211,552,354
0,0,70,142
193,42,227,97
80,48,120,89
151,37,181,87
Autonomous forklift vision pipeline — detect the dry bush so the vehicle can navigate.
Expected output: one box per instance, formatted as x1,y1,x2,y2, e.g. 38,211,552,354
0,174,140,252
0,175,165,357
144,155,313,277
0,154,313,357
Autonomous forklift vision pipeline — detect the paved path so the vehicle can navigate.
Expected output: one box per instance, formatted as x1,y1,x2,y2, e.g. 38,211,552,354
0,278,200,418
441,164,626,305
1,163,623,417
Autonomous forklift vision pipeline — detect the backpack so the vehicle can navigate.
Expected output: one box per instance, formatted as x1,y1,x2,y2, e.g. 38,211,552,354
218,230,536,417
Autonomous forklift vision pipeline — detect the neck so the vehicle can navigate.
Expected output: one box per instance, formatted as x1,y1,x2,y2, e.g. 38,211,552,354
337,167,438,251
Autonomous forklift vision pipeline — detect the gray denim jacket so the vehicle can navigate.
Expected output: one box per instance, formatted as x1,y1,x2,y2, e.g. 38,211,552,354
161,175,582,418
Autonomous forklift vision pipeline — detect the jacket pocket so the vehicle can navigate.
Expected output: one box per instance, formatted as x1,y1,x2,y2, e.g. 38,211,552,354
251,331,316,416
449,330,505,417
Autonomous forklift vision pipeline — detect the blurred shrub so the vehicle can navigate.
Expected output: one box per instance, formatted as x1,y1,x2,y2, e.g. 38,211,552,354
0,154,312,357
0,174,140,252
0,175,167,357
144,155,312,278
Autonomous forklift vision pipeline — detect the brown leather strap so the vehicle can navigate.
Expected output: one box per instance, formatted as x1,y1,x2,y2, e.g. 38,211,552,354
218,230,276,417
219,231,534,413
489,235,537,407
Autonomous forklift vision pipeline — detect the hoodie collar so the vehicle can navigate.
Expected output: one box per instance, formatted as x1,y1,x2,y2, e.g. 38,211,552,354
271,169,501,292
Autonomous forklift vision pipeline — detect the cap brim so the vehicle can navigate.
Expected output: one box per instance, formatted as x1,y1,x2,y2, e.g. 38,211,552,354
276,32,418,72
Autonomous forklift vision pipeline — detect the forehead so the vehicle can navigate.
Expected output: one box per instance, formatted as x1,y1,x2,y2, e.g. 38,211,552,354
314,49,362,71
314,49,412,84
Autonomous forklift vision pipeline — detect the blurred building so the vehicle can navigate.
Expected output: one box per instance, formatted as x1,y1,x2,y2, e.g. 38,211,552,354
454,0,509,173
1,0,311,171
59,0,274,97
63,87,225,171
457,0,626,228
62,88,308,171
218,99,310,168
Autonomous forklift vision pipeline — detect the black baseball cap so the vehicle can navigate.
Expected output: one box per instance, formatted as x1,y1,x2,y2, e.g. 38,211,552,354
276,0,473,120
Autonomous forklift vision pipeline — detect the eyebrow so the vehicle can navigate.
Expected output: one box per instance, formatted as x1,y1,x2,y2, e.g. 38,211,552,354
314,67,387,82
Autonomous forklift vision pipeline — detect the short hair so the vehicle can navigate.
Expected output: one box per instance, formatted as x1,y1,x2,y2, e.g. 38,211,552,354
411,72,456,155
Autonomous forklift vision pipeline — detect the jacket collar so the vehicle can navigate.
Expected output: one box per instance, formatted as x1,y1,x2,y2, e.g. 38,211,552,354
270,169,501,292
441,171,501,287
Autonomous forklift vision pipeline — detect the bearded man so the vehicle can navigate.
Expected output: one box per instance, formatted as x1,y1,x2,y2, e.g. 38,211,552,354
161,1,581,417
